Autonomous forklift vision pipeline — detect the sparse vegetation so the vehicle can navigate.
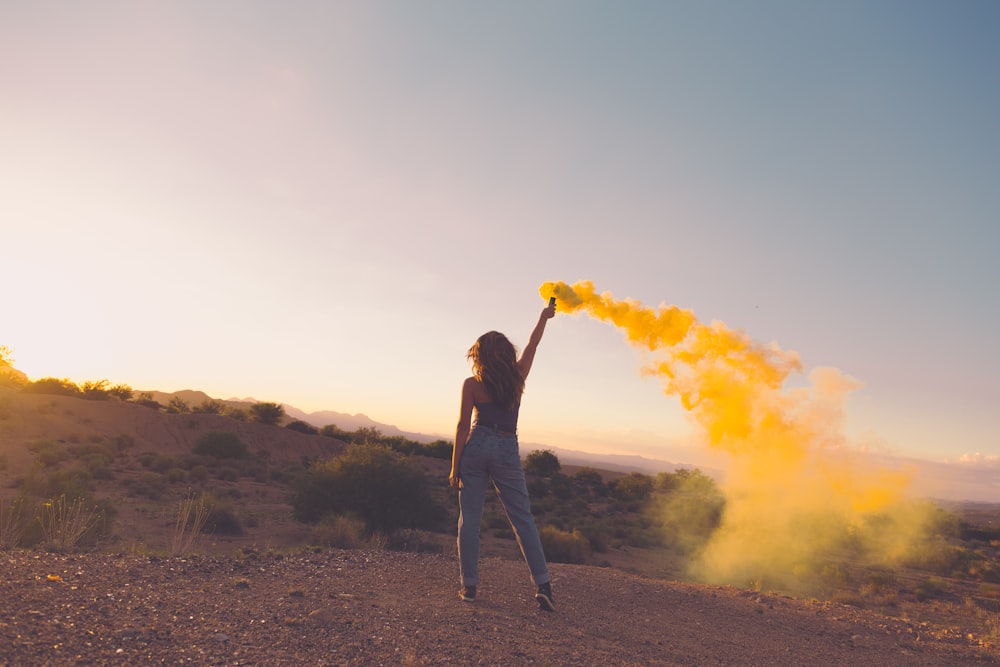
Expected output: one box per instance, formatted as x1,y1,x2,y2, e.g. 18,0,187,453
166,397,190,413
249,401,284,425
540,525,591,564
23,377,82,396
169,492,211,556
286,419,318,435
36,495,104,551
0,377,996,647
0,497,24,548
193,431,250,459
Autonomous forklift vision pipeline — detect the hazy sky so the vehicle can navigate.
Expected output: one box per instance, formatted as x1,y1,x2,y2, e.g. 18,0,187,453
3,1,998,474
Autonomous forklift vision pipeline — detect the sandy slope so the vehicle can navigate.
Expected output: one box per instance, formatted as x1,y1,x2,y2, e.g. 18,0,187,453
1,549,994,667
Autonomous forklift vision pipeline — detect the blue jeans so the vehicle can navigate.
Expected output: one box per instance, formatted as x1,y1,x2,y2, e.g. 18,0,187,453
458,426,551,587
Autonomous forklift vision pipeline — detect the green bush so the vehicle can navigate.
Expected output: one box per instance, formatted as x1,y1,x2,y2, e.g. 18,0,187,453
573,468,607,497
611,472,654,503
292,444,446,533
914,577,947,602
249,402,284,425
27,440,69,467
286,420,318,435
421,440,453,459
540,525,591,564
23,378,81,397
203,496,243,535
193,431,250,459
524,450,561,477
80,380,111,400
127,471,167,500
21,464,92,501
320,424,351,440
192,399,225,414
166,397,190,413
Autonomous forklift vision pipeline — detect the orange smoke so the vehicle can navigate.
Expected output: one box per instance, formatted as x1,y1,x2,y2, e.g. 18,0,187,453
541,280,915,587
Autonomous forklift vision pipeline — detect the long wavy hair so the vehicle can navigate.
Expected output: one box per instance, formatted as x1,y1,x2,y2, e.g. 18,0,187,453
467,331,524,411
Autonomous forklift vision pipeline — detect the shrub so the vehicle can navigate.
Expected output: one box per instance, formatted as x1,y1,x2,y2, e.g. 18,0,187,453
309,514,367,549
80,380,111,400
421,439,453,460
249,402,284,425
573,468,607,497
286,420,318,435
320,424,351,440
292,444,446,533
24,378,81,397
166,397,190,414
132,392,161,410
202,496,243,535
524,450,561,477
128,472,167,500
914,577,947,602
192,399,225,414
540,525,591,564
108,384,133,401
611,472,654,503
137,452,180,473
21,465,92,501
526,478,549,498
27,440,69,467
35,495,105,551
193,431,250,459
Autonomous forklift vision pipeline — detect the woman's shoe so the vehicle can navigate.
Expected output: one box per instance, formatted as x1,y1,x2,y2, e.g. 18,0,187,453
535,582,555,611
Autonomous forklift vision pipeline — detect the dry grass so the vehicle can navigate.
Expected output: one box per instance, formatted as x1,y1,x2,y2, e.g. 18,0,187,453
168,491,210,556
0,496,24,548
36,495,103,551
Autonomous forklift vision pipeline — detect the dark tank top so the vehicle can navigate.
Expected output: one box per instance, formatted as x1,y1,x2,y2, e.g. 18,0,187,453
474,401,519,433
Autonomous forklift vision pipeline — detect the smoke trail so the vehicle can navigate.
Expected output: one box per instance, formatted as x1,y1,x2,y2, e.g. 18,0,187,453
541,280,926,590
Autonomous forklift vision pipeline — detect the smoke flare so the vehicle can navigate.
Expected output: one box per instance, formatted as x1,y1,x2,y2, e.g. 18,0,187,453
541,280,920,588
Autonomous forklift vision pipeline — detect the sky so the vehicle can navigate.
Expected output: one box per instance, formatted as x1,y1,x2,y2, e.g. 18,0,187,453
2,1,998,489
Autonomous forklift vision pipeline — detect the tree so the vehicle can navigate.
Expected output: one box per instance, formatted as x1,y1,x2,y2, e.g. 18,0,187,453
524,449,561,477
249,401,284,425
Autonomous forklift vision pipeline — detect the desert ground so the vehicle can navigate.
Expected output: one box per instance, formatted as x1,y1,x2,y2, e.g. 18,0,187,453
2,547,996,666
1,388,998,665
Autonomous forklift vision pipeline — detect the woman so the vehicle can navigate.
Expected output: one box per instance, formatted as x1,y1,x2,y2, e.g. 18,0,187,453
449,301,557,611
